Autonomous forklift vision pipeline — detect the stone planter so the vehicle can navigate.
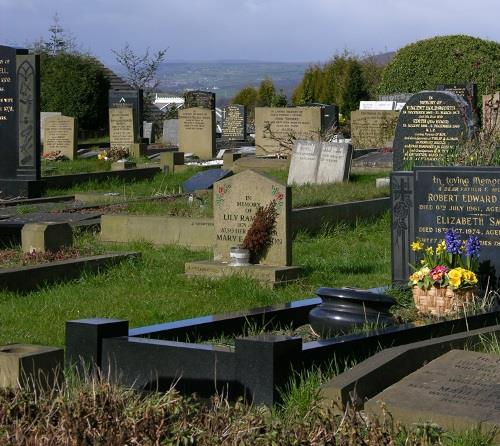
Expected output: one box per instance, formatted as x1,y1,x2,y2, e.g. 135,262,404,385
229,247,250,266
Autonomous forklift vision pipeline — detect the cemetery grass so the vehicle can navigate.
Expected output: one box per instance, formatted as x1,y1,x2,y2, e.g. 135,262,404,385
44,169,390,216
42,157,150,176
0,214,392,347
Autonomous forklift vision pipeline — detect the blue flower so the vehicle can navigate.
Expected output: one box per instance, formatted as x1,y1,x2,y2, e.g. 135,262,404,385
444,229,462,255
465,235,481,258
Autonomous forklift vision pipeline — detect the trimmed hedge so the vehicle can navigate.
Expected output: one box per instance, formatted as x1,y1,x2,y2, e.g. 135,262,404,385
378,35,500,109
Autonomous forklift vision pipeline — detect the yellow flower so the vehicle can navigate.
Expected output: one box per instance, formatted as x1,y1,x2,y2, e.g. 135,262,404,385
411,241,424,252
409,272,420,284
448,268,462,288
426,247,434,255
436,241,446,254
462,270,478,285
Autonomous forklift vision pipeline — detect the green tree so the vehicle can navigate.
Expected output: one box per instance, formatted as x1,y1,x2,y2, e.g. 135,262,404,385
257,78,276,106
378,35,500,108
41,53,109,130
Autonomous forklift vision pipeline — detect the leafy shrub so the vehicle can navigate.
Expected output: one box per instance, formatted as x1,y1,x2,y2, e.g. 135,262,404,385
41,53,110,131
378,35,500,110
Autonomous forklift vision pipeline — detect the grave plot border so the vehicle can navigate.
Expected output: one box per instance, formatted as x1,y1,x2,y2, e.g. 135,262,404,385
66,300,500,406
0,252,139,292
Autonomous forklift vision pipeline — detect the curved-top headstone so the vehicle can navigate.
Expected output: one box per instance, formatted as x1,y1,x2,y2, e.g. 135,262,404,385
393,91,475,171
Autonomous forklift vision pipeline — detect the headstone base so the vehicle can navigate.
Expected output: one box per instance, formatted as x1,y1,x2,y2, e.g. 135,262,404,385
0,179,45,199
111,161,137,171
128,143,148,158
184,260,302,287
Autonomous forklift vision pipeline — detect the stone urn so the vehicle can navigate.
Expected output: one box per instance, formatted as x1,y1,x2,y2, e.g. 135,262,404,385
309,287,397,337
229,246,250,266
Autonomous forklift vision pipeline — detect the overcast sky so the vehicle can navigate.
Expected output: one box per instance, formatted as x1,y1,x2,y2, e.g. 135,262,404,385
1,0,499,64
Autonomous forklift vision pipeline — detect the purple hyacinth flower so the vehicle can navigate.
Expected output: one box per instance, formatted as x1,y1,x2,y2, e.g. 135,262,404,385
444,229,462,255
465,235,481,258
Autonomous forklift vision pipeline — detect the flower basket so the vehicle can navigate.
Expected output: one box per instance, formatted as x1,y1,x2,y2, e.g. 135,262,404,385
412,286,475,316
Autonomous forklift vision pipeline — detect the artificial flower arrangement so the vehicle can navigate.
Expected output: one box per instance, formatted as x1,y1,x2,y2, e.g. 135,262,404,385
408,229,480,315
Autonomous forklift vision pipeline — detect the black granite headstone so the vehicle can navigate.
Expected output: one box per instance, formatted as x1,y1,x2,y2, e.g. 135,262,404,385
0,45,42,198
436,83,477,111
221,105,246,140
393,91,475,171
391,166,500,287
305,103,339,131
108,89,143,141
184,90,215,110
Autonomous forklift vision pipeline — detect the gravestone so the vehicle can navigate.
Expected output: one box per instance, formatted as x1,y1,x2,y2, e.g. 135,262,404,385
350,110,399,149
43,115,77,159
391,166,500,287
287,141,352,185
108,89,143,141
287,141,321,185
365,350,500,437
182,169,232,193
393,91,475,170
184,90,215,110
213,170,291,266
162,119,179,145
359,101,396,110
316,142,353,184
436,83,477,111
221,105,246,140
109,107,135,150
40,111,61,144
0,45,43,199
143,121,154,143
254,106,322,156
178,107,216,159
379,93,413,103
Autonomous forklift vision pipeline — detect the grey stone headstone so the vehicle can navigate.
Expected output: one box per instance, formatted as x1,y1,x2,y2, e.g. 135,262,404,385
143,121,154,143
40,112,62,144
162,119,178,145
108,89,143,141
378,93,413,103
287,141,321,186
316,142,352,184
393,91,475,170
183,90,215,110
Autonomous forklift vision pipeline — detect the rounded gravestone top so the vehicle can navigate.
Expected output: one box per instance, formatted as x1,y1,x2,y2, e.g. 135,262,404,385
393,91,475,171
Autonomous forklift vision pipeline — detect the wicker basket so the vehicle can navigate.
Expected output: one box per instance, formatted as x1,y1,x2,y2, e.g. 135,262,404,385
412,286,475,316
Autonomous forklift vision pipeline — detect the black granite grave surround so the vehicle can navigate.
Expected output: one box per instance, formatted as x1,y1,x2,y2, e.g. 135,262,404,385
66,298,500,406
391,166,500,286
0,45,43,198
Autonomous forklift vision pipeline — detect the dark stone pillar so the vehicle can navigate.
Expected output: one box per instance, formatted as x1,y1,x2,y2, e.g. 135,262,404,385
235,334,302,406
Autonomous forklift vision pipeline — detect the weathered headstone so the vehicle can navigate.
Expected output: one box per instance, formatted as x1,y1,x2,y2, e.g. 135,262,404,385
178,107,216,159
378,93,413,103
162,119,179,145
213,170,291,266
287,141,321,185
221,105,246,140
109,107,135,150
40,111,61,144
254,107,323,156
287,141,352,185
365,350,500,437
359,101,396,111
183,90,215,110
393,91,475,170
316,142,352,184
143,121,154,143
350,110,399,149
108,89,143,141
0,45,42,198
391,166,500,286
43,115,77,159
